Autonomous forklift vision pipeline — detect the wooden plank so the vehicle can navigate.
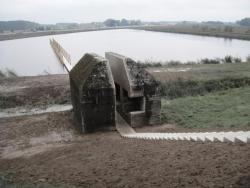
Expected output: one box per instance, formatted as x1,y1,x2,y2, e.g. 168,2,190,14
50,38,72,72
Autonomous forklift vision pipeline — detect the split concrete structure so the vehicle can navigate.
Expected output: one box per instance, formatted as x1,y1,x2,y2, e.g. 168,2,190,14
69,53,116,133
105,52,161,127
69,51,161,132
50,41,250,144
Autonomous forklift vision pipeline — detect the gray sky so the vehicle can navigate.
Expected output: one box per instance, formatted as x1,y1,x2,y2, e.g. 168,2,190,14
0,0,249,24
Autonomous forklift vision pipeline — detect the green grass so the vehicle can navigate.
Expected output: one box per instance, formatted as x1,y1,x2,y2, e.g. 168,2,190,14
160,77,250,99
161,87,250,129
150,62,250,82
148,62,250,98
175,62,250,81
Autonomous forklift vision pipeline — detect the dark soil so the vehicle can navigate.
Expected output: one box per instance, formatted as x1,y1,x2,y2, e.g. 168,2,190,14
0,112,249,188
0,74,70,109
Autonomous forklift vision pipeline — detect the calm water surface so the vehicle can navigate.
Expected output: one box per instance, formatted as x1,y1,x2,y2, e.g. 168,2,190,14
1,29,250,76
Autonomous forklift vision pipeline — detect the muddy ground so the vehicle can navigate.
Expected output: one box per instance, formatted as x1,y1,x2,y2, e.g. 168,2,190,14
0,75,250,188
0,112,250,188
0,74,70,109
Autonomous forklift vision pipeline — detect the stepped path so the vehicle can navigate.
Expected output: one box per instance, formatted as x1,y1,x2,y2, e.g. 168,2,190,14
116,112,250,144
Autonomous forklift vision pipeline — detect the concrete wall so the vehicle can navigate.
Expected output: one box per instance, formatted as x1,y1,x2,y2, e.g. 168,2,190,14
69,53,116,133
106,52,161,127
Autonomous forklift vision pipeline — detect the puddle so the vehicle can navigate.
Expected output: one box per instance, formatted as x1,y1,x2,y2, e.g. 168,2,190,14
0,104,72,118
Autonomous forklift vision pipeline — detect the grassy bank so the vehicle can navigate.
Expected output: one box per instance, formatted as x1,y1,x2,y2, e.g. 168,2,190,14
160,77,250,99
161,87,250,129
136,24,250,40
147,62,250,98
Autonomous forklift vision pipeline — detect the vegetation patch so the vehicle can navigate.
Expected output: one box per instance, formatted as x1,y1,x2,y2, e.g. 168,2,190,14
137,55,250,67
160,77,250,99
146,61,250,98
137,23,250,40
161,87,250,129
0,69,18,78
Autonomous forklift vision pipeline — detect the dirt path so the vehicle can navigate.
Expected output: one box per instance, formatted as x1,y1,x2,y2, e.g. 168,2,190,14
0,112,249,188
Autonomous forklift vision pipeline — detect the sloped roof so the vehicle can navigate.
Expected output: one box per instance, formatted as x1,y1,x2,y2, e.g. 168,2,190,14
69,53,114,89
105,52,160,97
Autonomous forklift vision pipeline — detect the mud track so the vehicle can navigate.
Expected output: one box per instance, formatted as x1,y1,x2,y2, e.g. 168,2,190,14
0,112,249,187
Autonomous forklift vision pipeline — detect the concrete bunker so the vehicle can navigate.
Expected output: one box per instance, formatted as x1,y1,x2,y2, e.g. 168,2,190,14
69,52,161,133
69,53,116,133
105,52,161,127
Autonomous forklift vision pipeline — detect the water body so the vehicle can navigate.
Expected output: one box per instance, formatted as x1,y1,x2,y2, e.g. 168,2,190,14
1,29,250,76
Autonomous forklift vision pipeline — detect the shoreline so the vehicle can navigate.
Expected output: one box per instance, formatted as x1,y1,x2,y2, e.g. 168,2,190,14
136,25,250,41
1,25,250,41
0,27,133,41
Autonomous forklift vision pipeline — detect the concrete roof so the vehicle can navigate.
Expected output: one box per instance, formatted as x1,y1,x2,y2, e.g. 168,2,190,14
69,53,114,89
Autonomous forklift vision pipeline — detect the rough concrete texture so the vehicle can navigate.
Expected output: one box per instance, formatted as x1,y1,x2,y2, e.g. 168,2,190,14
69,53,116,133
106,52,161,127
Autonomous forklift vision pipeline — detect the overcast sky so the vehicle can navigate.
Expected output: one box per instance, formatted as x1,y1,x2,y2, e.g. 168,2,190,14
0,0,249,24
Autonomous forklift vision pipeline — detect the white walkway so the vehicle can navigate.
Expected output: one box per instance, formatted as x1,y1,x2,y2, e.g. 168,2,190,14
116,113,250,144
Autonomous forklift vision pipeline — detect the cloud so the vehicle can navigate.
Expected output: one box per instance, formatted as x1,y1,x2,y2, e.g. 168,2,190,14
0,0,249,23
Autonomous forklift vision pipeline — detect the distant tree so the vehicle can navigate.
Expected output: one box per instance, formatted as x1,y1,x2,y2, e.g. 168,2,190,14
0,20,40,31
224,26,233,32
36,26,45,31
224,55,233,63
120,19,129,26
233,57,242,63
202,21,224,26
247,55,250,63
104,19,120,27
201,26,208,32
66,23,79,29
130,20,141,26
236,18,250,27
104,19,142,27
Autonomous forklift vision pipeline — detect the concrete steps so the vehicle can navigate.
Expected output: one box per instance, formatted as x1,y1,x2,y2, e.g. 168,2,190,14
116,112,250,144
121,131,250,143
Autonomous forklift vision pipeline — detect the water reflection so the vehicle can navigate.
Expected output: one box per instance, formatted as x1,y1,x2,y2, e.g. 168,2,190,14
0,29,250,76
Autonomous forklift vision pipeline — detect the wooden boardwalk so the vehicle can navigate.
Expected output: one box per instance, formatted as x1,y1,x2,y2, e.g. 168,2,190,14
50,38,73,72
